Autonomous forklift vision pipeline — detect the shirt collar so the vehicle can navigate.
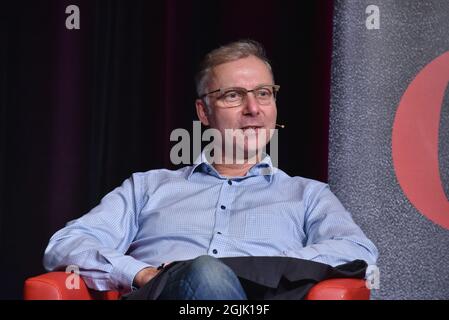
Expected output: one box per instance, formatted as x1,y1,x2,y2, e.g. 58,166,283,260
187,150,275,182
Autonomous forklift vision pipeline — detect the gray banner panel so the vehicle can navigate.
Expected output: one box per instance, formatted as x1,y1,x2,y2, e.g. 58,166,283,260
330,0,449,299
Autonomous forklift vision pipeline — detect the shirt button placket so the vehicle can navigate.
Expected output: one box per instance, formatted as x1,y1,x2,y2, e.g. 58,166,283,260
210,179,234,257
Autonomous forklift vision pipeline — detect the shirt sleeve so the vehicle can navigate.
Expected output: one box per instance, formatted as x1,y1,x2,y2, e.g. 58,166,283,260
43,174,152,293
287,183,379,267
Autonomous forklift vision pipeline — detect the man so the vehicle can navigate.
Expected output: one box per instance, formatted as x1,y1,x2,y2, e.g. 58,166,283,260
43,40,378,300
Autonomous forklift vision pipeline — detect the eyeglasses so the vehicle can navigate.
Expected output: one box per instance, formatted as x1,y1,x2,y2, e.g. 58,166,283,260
199,84,280,108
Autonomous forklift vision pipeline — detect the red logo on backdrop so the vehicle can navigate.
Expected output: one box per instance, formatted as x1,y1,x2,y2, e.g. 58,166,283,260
392,51,449,230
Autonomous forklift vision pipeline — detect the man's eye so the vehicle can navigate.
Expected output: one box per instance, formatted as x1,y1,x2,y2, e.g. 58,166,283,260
256,89,271,98
223,91,242,101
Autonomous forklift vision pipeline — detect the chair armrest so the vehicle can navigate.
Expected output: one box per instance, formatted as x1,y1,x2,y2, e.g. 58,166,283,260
24,272,120,300
305,278,370,300
25,273,366,300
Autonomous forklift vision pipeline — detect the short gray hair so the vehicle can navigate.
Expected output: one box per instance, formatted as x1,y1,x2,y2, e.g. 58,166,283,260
195,40,273,98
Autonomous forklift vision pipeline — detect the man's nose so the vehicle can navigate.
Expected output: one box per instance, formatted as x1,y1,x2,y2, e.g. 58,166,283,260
242,93,261,115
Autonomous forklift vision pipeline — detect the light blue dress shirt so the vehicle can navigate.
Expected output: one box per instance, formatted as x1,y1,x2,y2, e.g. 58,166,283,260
44,152,378,293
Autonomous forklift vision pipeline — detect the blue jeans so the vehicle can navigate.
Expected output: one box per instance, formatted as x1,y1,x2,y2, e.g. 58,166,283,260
157,255,247,300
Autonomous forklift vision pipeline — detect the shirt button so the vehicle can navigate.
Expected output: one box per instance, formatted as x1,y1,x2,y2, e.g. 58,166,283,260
220,205,226,210
227,180,232,185
212,249,218,254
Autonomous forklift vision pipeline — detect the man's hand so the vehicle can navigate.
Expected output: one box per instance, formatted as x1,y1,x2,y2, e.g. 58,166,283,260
133,267,160,288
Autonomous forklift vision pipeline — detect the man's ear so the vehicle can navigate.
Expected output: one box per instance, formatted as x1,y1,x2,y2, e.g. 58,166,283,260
195,99,210,126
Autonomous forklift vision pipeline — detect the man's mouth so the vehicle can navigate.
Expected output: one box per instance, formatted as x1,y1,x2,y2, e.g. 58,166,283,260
240,126,263,131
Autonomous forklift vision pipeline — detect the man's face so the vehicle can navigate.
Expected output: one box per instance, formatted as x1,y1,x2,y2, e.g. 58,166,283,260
196,55,277,161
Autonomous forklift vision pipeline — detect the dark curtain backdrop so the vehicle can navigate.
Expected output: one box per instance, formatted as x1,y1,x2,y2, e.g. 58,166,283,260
0,0,333,299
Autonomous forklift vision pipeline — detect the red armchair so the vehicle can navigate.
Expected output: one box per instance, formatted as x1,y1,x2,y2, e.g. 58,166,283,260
24,272,369,300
